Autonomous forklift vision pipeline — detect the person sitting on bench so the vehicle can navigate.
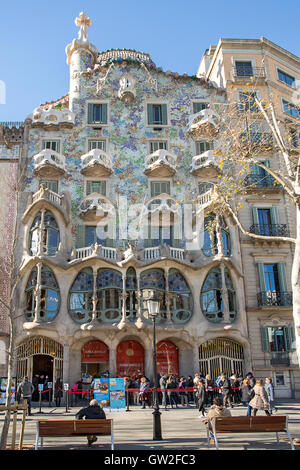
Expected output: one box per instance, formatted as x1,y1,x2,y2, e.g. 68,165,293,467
203,397,231,442
75,399,106,447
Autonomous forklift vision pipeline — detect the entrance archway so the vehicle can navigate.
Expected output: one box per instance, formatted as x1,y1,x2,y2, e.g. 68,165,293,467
116,340,145,377
157,340,179,376
16,336,63,384
199,337,244,380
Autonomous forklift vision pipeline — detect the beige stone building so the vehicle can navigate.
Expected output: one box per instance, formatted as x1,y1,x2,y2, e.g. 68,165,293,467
198,37,300,397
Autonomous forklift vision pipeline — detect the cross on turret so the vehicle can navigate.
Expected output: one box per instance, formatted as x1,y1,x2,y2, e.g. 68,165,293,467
75,12,92,42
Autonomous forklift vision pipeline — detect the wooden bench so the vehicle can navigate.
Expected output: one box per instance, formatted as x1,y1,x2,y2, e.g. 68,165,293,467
205,415,295,450
35,419,114,450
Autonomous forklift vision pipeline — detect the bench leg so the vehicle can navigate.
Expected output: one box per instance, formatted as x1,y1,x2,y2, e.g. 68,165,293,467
206,426,210,447
286,428,295,450
111,422,115,450
35,431,39,450
212,422,219,450
276,432,280,444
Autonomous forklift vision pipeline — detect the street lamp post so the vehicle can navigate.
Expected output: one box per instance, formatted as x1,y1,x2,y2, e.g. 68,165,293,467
147,290,162,441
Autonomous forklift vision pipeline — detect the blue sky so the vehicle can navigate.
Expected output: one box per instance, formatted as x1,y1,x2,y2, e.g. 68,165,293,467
1,0,299,121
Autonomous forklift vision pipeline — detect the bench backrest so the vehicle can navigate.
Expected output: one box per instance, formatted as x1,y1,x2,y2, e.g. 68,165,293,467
213,416,287,433
37,419,112,437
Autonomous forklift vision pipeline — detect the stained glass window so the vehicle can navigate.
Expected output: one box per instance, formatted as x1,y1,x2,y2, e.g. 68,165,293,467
168,268,193,323
25,265,60,322
96,269,122,322
201,266,236,323
69,268,93,323
29,210,59,256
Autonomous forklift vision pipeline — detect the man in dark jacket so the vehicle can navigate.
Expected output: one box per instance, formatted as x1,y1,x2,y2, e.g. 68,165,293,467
75,399,106,446
219,374,233,408
17,376,35,416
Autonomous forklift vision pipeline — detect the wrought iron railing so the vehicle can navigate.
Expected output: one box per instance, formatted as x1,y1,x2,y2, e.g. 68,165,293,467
244,174,276,188
240,131,273,147
257,291,292,307
232,66,266,78
249,224,290,237
270,352,290,366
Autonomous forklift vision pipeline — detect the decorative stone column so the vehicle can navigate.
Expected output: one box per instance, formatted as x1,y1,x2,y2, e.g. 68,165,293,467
37,209,46,256
33,262,42,323
220,262,230,323
135,272,144,329
109,347,116,377
62,343,70,388
91,268,98,321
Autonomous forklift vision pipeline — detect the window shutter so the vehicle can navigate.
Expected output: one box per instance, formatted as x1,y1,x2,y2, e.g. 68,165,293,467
76,225,86,248
87,103,94,124
284,326,295,352
277,262,288,292
261,326,270,352
161,104,167,125
258,262,267,291
252,207,259,225
147,104,154,125
270,206,279,225
101,104,108,124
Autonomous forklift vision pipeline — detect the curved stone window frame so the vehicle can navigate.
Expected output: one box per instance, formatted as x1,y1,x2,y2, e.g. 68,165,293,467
202,214,231,257
201,266,236,323
140,268,167,322
29,210,60,256
168,268,193,323
25,264,60,322
96,268,123,323
125,267,138,321
68,267,94,324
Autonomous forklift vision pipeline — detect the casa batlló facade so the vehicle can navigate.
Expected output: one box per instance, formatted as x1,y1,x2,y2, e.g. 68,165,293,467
2,13,299,397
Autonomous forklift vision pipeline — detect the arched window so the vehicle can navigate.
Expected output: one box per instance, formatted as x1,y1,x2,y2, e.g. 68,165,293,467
126,267,138,321
97,269,122,322
25,265,60,322
69,268,93,323
202,214,231,257
29,211,59,256
140,269,167,322
201,266,236,323
168,268,193,323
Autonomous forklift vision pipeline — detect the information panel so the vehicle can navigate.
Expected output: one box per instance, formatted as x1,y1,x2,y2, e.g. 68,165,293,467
93,377,125,411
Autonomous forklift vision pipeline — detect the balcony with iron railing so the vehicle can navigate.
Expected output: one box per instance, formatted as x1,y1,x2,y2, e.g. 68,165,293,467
244,173,276,189
249,224,290,237
232,66,266,80
257,291,292,307
270,352,290,366
240,131,274,150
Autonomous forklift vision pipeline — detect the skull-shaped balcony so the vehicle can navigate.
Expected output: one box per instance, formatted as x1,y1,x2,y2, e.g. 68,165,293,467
144,149,177,177
33,149,66,178
80,149,113,177
141,193,181,224
78,194,115,222
191,150,220,178
28,107,75,130
188,108,219,139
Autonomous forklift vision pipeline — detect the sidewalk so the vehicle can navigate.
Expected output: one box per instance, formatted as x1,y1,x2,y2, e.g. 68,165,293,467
1,400,299,451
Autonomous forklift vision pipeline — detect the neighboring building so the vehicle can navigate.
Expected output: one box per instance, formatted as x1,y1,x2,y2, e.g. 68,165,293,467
6,16,300,397
0,122,25,376
198,37,300,397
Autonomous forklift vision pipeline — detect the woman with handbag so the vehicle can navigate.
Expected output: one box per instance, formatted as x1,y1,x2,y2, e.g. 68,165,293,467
248,379,270,416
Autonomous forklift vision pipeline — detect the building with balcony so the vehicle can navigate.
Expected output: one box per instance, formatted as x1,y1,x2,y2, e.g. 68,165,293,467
198,37,300,397
3,16,300,398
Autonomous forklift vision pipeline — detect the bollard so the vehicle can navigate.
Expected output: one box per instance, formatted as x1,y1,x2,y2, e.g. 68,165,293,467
37,389,44,414
126,390,130,412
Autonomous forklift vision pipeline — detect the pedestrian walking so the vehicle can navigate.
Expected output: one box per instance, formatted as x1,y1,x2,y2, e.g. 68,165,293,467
54,378,63,407
265,377,277,414
230,374,241,404
159,374,168,408
32,374,39,401
178,377,189,407
204,375,215,406
166,377,178,408
241,378,253,416
196,380,206,416
139,377,151,409
75,399,106,447
219,373,233,408
16,376,34,416
248,379,270,416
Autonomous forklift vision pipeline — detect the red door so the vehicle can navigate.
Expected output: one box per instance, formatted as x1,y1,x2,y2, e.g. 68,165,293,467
156,340,179,376
116,340,145,377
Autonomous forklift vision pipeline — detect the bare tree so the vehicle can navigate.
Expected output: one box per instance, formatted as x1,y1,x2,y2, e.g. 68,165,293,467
0,128,28,450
